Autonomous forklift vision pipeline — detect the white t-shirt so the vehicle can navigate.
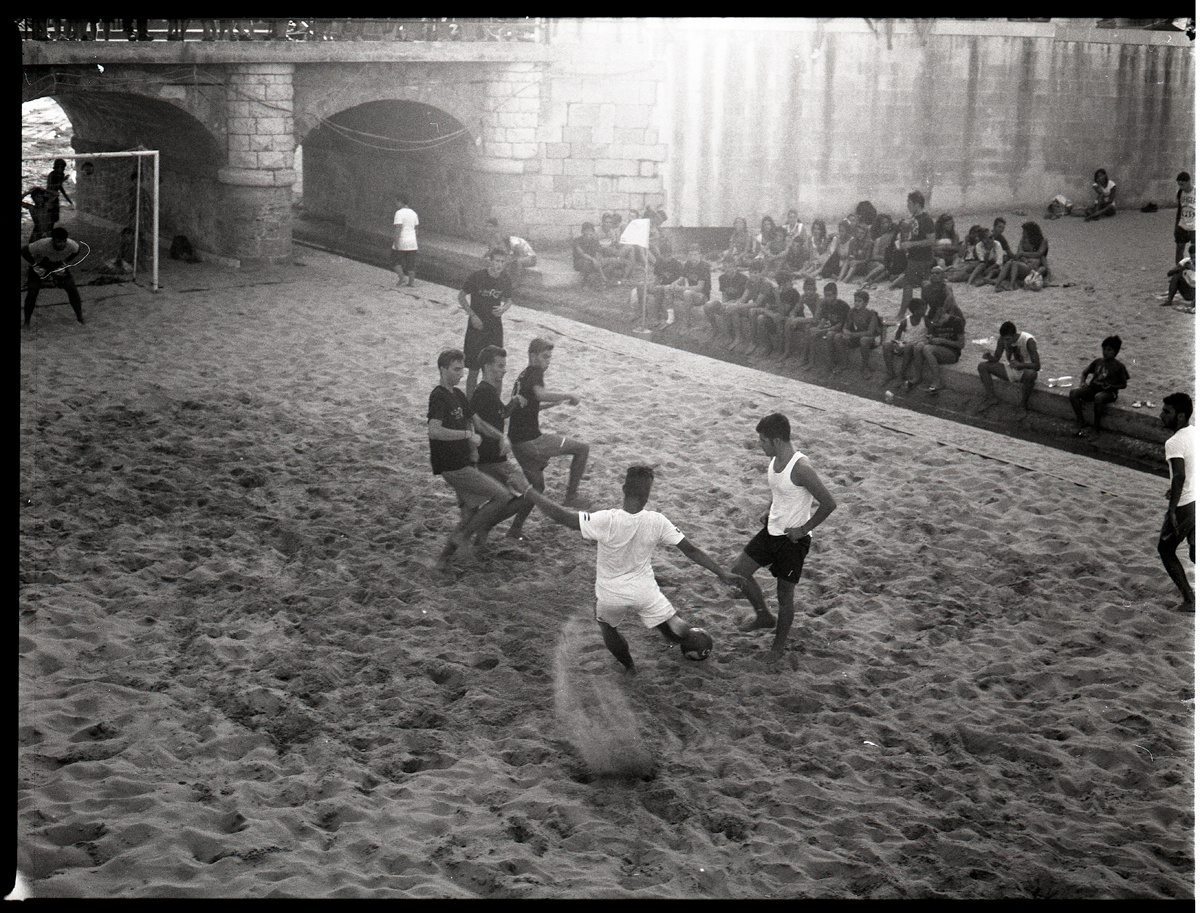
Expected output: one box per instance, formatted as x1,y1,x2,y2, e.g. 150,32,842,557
1179,186,1196,232
508,236,535,258
393,207,419,251
579,508,684,606
1165,424,1195,507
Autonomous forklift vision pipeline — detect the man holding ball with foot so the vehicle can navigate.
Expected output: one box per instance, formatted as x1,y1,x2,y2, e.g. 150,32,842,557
521,465,739,673
732,413,838,662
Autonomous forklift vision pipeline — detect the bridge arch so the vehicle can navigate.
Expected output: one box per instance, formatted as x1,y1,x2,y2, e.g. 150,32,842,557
298,98,486,244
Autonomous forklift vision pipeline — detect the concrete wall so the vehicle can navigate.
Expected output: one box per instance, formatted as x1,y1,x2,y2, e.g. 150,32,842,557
654,18,1195,227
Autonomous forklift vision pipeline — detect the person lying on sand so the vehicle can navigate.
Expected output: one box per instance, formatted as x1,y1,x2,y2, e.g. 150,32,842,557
519,465,740,674
730,412,838,663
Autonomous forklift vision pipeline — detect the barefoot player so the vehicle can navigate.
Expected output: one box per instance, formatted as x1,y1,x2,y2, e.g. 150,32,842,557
427,348,526,568
522,465,740,673
732,412,837,662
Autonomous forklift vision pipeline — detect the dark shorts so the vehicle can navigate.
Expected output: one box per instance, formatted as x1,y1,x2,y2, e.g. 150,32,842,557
1161,500,1196,553
902,257,932,288
463,319,503,370
743,527,811,585
1174,225,1195,245
392,248,417,272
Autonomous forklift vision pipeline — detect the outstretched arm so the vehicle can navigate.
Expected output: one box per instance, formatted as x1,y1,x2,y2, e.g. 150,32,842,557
676,538,740,585
522,485,582,530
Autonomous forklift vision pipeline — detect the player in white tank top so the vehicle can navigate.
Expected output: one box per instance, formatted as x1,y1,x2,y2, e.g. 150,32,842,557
729,413,838,662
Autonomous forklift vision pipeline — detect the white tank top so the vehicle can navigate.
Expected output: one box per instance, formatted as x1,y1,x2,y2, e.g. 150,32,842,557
767,450,816,537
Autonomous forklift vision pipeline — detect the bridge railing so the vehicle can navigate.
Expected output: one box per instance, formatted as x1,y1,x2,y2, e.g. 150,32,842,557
17,18,546,43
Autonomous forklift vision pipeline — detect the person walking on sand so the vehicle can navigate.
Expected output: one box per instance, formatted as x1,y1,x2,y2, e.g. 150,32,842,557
427,348,528,569
459,248,513,398
1175,172,1196,263
731,413,838,663
1158,393,1195,611
508,337,591,510
391,193,419,288
520,465,741,674
975,320,1040,417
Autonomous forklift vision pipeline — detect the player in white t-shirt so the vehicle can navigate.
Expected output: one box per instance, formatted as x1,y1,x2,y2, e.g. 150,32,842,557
522,465,740,673
1158,393,1195,610
392,194,419,287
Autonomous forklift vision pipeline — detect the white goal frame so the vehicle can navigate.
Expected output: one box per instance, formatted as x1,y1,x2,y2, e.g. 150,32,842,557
22,149,160,291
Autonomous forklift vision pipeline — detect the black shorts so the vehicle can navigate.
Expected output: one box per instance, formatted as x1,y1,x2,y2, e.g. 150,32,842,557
1174,225,1195,245
392,248,417,272
743,527,810,585
902,258,932,288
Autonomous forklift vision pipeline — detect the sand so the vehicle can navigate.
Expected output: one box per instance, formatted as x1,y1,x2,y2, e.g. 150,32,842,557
16,243,1194,899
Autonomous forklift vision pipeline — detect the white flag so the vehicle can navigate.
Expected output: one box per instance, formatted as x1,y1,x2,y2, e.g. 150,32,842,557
619,218,651,249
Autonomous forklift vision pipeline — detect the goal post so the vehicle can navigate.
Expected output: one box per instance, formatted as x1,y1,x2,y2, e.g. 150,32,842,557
21,149,160,291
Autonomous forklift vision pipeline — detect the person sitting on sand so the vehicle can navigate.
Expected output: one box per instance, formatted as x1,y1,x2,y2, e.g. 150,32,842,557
1069,335,1129,436
730,413,838,663
675,246,713,330
703,263,749,344
469,345,537,543
975,320,1040,416
427,348,528,569
880,297,929,391
1083,168,1118,221
858,214,898,286
914,298,965,395
967,225,1006,287
803,282,851,374
723,216,755,268
724,260,778,353
643,245,685,329
519,465,741,674
572,222,609,287
778,276,822,361
753,271,800,358
1163,241,1195,310
830,289,882,376
1158,393,1195,611
508,337,591,511
992,221,1049,292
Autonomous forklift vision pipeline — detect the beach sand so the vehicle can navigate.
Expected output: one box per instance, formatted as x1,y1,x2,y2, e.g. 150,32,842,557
18,245,1194,898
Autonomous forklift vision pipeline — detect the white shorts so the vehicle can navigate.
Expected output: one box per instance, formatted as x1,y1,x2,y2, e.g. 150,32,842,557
594,591,676,629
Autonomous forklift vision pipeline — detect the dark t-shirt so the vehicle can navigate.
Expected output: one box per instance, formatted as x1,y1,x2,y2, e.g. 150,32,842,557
507,363,545,444
906,212,937,265
794,291,821,319
682,260,712,298
574,234,601,270
462,268,512,322
928,307,965,341
470,381,507,464
845,306,880,334
718,270,748,301
1083,357,1130,392
818,298,850,331
427,385,473,475
778,286,801,317
654,257,684,286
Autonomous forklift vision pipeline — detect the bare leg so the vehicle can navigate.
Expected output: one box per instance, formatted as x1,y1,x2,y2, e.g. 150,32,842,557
598,621,636,672
731,553,775,630
1158,525,1196,607
768,579,797,661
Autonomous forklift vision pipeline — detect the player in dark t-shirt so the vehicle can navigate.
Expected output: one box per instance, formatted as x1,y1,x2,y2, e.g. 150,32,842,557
427,383,474,475
897,190,936,319
459,249,514,397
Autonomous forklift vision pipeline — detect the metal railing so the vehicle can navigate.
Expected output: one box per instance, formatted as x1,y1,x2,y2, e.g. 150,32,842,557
17,19,545,43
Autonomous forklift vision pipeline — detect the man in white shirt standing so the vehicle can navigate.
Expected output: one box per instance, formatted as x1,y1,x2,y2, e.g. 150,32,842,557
1159,393,1195,611
522,465,740,674
732,412,838,662
392,194,419,287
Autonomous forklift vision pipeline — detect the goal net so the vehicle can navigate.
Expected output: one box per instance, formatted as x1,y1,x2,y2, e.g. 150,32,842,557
20,149,159,290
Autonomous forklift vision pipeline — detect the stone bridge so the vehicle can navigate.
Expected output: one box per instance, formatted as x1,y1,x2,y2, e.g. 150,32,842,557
22,18,1194,265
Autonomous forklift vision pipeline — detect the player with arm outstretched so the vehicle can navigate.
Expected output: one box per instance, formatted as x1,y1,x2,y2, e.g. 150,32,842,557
521,465,741,673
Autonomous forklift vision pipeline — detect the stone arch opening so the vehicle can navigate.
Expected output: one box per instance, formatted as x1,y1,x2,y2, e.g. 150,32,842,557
299,99,484,244
41,91,226,255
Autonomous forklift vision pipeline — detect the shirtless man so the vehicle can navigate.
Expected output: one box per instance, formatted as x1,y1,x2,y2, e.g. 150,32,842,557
732,413,838,662
522,465,740,673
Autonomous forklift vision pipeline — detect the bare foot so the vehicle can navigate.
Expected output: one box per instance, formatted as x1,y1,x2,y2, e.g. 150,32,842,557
739,614,777,633
973,397,1000,415
764,647,786,663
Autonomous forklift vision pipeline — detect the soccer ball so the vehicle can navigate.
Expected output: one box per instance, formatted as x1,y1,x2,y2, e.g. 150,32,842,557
680,627,712,661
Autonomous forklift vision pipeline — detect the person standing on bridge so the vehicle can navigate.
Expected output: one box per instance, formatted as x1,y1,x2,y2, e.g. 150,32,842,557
392,194,419,288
